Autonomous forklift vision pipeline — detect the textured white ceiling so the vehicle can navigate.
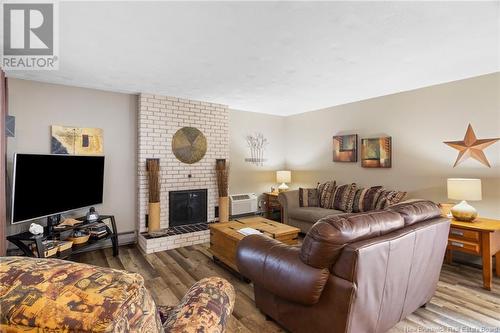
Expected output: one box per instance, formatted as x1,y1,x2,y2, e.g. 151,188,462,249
6,1,500,116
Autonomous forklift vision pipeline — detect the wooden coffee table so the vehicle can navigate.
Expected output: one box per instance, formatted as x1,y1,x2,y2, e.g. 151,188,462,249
209,216,300,272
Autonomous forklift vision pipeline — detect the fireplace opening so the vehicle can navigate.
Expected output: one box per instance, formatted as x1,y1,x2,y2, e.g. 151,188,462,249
169,189,208,227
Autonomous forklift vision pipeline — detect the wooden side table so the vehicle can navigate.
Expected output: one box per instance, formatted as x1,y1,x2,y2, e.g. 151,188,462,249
445,217,500,290
264,192,283,223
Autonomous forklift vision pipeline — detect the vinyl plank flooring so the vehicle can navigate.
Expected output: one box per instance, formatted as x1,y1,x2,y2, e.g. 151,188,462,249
142,251,189,300
73,245,500,333
102,247,126,270
128,246,160,278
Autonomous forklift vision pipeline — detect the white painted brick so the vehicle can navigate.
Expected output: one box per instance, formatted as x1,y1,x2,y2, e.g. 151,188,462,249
137,93,228,233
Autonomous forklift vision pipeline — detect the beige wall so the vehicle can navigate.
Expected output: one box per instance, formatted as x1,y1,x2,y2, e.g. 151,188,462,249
5,81,285,235
229,109,286,196
7,79,137,234
6,72,499,238
285,73,500,218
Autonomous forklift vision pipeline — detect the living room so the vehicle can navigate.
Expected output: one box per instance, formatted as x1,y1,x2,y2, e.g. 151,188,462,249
0,1,499,333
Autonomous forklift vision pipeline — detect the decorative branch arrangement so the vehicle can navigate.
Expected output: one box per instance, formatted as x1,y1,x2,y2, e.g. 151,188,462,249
216,159,230,197
146,158,161,232
216,159,230,222
146,159,160,203
245,133,268,166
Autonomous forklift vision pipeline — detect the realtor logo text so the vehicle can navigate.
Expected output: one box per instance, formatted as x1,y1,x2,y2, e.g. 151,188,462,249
2,1,59,70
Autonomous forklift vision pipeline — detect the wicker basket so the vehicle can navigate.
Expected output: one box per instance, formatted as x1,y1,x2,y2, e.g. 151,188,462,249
43,246,58,257
57,240,73,252
68,234,90,245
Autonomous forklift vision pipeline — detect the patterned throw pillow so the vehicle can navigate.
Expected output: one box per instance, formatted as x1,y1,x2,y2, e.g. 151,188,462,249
330,183,357,212
299,188,320,207
352,186,384,213
387,191,407,206
374,190,408,209
317,181,336,208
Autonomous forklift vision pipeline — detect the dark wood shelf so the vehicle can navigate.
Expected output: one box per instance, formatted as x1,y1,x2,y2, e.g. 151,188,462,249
264,192,283,223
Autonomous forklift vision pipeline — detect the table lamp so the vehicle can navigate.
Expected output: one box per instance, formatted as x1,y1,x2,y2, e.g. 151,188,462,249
276,170,291,192
447,178,482,222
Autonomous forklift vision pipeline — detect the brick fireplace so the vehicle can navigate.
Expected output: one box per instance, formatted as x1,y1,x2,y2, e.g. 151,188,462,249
137,93,229,253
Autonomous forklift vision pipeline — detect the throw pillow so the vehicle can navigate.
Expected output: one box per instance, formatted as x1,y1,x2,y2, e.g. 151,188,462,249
374,190,408,209
352,186,384,213
317,181,336,208
387,190,407,206
331,183,357,212
299,188,320,207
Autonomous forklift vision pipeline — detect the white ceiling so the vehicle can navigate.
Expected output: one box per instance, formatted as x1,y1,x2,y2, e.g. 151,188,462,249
6,1,500,116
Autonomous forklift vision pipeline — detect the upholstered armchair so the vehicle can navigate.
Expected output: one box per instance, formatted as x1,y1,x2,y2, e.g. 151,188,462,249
159,276,235,332
0,257,235,333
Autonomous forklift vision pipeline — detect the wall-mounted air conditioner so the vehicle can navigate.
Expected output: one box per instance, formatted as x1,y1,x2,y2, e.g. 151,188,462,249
229,193,258,216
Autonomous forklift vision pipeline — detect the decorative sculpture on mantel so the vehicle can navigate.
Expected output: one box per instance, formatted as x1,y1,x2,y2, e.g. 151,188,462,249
245,133,268,166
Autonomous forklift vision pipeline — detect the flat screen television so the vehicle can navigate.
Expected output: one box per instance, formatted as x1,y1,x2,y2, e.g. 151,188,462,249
11,154,105,224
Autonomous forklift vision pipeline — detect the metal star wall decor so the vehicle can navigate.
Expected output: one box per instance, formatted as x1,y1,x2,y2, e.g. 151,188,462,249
444,124,499,167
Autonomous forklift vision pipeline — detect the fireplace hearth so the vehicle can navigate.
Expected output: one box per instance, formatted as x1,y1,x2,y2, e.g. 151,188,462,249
169,189,208,227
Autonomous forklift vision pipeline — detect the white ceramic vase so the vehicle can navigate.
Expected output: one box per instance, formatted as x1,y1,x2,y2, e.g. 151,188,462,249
451,200,478,222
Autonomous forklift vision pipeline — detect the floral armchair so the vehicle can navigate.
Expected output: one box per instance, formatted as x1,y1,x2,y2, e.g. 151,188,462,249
0,257,235,333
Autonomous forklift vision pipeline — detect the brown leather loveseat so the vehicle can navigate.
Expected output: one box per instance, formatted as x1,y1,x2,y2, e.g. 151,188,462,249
236,200,450,333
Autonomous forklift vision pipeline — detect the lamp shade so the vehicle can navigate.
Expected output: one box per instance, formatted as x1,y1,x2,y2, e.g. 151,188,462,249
447,178,482,201
276,170,291,183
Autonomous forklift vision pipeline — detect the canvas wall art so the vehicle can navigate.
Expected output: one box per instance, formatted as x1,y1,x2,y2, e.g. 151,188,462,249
333,134,358,162
361,137,392,168
51,125,104,155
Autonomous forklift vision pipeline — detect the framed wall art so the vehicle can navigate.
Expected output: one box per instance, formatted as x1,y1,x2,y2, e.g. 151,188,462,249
361,137,392,168
333,134,358,162
51,125,104,155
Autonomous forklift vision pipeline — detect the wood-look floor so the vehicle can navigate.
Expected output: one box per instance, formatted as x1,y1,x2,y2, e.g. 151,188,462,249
73,244,500,333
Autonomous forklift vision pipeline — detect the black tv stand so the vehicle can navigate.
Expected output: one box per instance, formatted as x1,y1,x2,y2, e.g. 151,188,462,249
7,215,119,259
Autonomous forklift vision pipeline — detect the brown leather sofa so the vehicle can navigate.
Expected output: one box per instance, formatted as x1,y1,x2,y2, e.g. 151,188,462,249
236,200,450,333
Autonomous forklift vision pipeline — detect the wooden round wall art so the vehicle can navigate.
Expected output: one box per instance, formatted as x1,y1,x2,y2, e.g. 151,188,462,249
172,127,207,164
